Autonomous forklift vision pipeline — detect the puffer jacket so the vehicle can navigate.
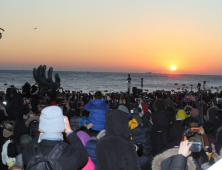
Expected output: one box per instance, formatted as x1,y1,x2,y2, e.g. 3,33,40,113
96,110,141,170
85,99,110,131
85,140,98,170
131,112,152,166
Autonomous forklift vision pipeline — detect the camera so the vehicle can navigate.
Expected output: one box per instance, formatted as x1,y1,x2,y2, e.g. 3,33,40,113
188,142,201,152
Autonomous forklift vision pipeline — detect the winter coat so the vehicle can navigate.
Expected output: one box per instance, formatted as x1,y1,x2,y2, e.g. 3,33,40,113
82,157,95,170
22,132,88,170
193,101,203,123
96,110,141,170
152,148,196,170
0,125,8,170
164,120,184,150
150,110,170,156
76,131,95,170
85,99,110,131
79,116,89,127
86,140,98,170
131,112,153,166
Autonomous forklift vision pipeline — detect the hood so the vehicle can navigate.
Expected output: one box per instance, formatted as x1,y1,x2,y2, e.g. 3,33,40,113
13,121,29,139
164,98,174,108
152,148,196,170
153,99,167,112
105,109,131,138
207,106,218,123
216,127,222,142
76,131,91,146
128,118,138,130
176,109,187,120
212,147,222,162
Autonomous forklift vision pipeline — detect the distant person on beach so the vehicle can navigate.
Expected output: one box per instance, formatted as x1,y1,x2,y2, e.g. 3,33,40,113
85,91,110,136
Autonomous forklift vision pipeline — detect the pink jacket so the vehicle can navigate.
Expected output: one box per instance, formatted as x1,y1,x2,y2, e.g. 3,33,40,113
82,157,95,170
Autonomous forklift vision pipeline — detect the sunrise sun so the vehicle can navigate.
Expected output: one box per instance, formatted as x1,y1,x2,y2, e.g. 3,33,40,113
171,66,176,71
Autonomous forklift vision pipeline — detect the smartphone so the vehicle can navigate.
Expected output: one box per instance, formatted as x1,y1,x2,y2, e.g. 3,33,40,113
188,142,201,152
135,98,140,101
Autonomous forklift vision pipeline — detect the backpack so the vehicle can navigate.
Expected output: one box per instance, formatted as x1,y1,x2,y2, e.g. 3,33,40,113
26,141,67,170
29,119,39,138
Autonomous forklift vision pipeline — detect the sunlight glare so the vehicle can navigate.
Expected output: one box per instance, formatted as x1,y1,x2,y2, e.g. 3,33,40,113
171,66,176,71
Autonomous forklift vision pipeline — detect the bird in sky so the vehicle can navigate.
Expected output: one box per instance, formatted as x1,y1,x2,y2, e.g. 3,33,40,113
34,27,37,30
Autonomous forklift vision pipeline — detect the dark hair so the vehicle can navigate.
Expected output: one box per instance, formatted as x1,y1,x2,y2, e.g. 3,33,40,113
74,109,81,117
203,122,214,135
94,91,102,99
82,110,89,117
76,126,90,135
153,99,167,112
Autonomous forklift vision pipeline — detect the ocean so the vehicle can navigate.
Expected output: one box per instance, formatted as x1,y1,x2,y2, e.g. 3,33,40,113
0,70,222,93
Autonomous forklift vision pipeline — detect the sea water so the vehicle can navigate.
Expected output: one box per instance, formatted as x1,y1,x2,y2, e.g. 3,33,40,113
0,70,222,93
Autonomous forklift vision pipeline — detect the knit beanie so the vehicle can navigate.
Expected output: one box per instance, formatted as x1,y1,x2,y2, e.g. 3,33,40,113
191,108,199,117
176,109,187,120
20,134,32,148
39,106,65,133
118,105,131,117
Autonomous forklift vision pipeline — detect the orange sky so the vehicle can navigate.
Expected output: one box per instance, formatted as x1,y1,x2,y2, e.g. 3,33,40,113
1,1,222,75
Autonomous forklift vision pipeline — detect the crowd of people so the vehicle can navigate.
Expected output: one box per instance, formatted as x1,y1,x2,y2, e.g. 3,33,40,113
0,82,222,170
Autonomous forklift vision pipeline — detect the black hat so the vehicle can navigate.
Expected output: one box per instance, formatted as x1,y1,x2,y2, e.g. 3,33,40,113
13,121,29,139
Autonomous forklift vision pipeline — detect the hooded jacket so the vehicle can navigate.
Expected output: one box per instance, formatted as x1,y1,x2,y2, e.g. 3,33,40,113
150,110,170,156
85,99,110,131
96,110,141,170
130,112,153,166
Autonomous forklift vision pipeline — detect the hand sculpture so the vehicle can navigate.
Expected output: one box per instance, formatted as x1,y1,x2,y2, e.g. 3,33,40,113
33,65,61,91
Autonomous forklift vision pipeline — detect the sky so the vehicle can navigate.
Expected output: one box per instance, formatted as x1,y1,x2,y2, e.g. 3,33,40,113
1,0,222,75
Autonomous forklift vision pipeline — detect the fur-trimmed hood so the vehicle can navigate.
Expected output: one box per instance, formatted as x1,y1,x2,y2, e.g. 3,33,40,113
152,148,196,170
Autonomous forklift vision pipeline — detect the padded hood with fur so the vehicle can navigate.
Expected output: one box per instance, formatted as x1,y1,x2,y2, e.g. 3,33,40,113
152,148,196,170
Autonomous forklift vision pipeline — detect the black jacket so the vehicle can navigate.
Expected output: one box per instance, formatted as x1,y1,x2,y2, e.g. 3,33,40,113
164,120,184,150
96,110,141,170
131,112,153,166
22,132,88,170
150,110,170,156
